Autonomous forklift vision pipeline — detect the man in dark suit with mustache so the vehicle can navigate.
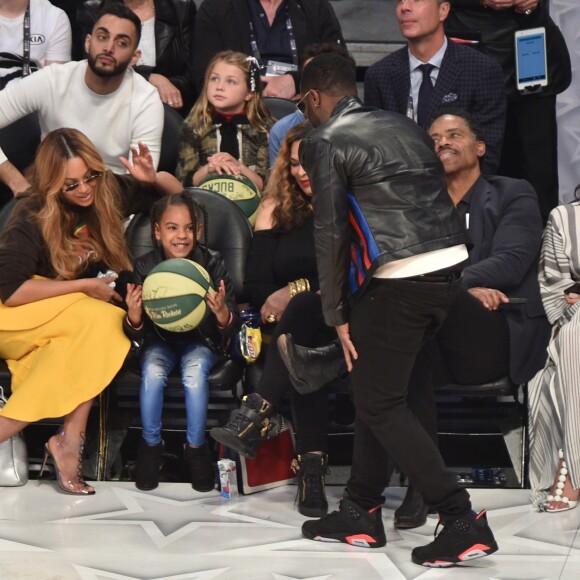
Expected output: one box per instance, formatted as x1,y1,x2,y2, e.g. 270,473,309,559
392,108,550,527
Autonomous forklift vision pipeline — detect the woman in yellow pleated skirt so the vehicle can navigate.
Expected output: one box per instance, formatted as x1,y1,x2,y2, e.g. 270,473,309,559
0,128,165,495
0,293,129,422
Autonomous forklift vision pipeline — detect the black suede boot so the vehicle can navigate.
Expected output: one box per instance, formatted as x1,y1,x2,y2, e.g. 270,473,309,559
183,442,215,492
292,453,329,517
210,393,284,458
134,440,164,491
277,334,347,395
394,485,430,529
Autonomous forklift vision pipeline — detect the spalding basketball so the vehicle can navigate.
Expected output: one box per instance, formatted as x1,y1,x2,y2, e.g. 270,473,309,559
199,173,261,226
142,258,214,332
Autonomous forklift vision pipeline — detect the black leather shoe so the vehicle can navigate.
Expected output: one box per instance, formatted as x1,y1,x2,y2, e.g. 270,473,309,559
394,486,429,529
277,334,347,395
210,393,284,458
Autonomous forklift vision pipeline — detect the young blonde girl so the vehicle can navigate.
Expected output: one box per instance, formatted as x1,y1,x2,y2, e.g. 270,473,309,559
176,50,273,191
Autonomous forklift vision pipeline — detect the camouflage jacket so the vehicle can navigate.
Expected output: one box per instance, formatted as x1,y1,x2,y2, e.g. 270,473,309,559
176,116,272,187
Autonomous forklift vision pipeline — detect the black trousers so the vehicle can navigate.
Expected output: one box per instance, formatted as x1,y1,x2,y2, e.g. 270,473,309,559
408,288,511,443
499,95,558,222
346,277,472,520
258,291,336,453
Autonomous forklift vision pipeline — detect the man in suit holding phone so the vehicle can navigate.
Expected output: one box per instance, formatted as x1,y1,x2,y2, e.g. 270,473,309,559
364,0,506,174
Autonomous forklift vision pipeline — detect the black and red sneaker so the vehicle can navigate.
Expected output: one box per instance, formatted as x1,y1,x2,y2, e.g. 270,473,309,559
301,497,386,548
411,509,498,567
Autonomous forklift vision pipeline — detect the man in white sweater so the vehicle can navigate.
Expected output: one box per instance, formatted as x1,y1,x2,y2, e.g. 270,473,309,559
0,3,164,197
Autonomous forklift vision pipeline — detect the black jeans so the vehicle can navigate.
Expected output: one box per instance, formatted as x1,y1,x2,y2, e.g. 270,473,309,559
258,291,336,453
408,287,511,443
346,277,472,520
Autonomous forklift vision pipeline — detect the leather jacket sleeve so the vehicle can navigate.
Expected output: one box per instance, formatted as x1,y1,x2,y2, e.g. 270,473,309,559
300,136,351,327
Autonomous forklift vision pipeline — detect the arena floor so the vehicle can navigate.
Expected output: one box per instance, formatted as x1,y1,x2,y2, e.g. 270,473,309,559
0,482,579,579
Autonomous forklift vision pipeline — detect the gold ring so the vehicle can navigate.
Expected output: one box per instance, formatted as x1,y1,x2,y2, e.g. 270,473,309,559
266,313,277,323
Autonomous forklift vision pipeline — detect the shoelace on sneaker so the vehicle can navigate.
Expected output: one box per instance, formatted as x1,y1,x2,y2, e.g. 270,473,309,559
319,500,347,522
432,515,473,542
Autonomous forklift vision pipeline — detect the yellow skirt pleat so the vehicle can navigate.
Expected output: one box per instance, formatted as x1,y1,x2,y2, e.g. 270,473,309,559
0,294,130,422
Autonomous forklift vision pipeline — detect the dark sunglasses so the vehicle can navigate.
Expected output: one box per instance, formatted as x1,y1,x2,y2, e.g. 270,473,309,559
295,90,312,114
62,172,102,193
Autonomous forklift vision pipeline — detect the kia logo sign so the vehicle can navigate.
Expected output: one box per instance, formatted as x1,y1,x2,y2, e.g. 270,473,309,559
30,34,45,45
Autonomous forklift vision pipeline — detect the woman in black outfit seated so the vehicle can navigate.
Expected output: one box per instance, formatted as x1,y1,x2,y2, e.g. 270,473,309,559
76,0,197,113
211,122,336,517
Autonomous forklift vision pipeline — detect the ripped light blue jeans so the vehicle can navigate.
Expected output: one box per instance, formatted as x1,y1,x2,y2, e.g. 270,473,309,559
139,340,218,447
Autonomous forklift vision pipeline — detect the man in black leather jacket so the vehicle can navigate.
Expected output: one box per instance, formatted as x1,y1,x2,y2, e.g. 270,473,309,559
297,53,498,567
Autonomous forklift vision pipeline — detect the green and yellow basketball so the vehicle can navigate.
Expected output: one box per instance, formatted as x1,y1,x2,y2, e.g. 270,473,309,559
199,173,261,226
142,258,214,332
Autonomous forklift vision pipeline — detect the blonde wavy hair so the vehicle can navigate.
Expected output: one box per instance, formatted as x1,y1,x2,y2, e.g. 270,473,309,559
264,122,314,231
29,128,131,279
188,50,272,137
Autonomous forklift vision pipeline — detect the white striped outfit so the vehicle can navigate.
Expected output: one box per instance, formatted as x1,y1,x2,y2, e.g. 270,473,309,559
529,202,580,509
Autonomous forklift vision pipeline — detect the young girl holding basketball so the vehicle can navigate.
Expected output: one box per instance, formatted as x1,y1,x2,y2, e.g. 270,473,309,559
124,193,241,492
175,50,273,191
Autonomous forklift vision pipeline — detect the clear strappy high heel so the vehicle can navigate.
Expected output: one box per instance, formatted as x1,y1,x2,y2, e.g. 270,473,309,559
40,431,95,496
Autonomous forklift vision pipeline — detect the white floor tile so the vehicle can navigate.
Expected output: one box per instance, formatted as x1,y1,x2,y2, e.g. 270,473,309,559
0,482,579,579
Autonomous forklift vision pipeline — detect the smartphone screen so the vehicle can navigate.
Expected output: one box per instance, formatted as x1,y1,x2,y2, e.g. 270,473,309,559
515,28,548,91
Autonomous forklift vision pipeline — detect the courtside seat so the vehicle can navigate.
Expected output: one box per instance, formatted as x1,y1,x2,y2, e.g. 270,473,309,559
435,376,528,487
263,96,296,121
158,104,184,175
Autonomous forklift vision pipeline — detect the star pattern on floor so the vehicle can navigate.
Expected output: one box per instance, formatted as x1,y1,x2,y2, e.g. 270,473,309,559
0,483,580,579
73,567,230,580
52,485,293,549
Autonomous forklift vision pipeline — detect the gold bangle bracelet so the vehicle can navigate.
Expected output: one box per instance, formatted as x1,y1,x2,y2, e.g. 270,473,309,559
288,278,310,298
